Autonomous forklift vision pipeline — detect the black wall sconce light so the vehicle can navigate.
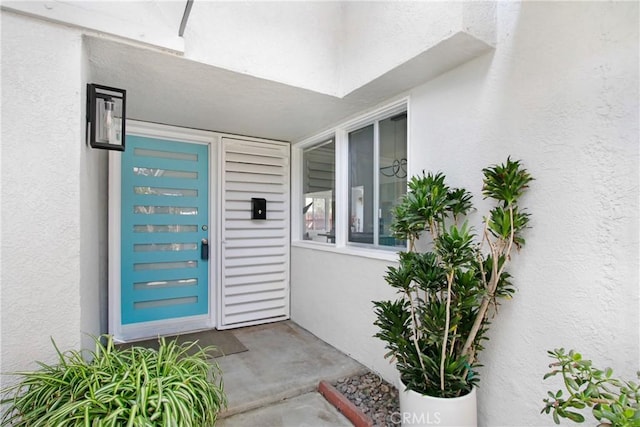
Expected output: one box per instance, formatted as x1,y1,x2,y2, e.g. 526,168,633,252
86,83,126,151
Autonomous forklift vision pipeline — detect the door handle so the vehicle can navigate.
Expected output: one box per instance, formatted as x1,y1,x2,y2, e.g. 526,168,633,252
201,238,209,260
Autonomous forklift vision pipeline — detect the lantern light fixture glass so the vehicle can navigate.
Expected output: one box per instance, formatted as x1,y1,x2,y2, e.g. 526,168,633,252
86,83,126,151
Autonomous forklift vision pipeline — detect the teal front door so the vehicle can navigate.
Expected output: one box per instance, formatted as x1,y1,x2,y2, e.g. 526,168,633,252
120,135,210,329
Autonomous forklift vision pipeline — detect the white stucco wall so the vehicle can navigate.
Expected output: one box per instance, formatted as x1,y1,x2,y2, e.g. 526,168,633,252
187,1,496,98
292,2,639,426
184,1,343,96
1,2,637,425
1,1,185,52
339,1,495,96
411,2,639,424
79,41,109,352
291,249,400,381
0,12,88,377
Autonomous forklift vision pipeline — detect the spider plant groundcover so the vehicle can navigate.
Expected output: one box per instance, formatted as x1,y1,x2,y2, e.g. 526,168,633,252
0,335,226,426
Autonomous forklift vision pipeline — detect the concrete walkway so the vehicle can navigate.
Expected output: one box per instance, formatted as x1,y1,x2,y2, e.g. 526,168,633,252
215,321,368,426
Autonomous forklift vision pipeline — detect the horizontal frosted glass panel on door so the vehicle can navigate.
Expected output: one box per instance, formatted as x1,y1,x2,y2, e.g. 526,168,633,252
134,260,198,271
134,297,198,310
133,167,198,179
134,206,198,215
134,148,198,161
134,243,198,252
134,187,198,197
134,278,198,290
133,225,198,233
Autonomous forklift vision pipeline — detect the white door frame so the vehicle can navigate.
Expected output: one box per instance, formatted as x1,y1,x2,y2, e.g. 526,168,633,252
217,137,291,329
108,120,221,342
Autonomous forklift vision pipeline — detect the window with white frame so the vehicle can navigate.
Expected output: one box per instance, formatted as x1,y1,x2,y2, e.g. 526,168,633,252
302,138,335,243
348,112,407,249
296,102,407,252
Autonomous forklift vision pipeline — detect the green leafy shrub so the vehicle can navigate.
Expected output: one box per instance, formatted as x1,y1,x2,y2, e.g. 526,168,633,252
373,158,533,398
542,348,640,426
1,335,226,426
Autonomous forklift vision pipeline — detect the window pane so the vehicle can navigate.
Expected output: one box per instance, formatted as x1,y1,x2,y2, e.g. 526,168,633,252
379,113,407,247
134,260,197,271
134,278,197,290
134,243,198,252
133,167,198,179
134,297,198,309
134,206,198,215
133,225,198,233
134,187,198,197
349,125,374,244
134,148,197,161
302,139,335,243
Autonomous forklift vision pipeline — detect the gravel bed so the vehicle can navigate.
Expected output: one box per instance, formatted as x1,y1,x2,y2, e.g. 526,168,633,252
333,371,400,426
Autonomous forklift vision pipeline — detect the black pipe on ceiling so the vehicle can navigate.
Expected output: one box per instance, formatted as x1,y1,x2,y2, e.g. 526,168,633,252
179,0,194,37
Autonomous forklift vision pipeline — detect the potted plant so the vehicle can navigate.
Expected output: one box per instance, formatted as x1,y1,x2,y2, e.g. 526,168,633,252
373,158,533,426
542,348,640,426
1,335,226,426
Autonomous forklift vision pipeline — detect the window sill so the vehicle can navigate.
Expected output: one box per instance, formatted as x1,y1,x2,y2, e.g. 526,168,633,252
291,240,401,263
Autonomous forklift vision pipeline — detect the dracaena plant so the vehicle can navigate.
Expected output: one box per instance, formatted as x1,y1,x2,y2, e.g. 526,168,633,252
542,348,640,426
373,157,533,398
1,335,226,426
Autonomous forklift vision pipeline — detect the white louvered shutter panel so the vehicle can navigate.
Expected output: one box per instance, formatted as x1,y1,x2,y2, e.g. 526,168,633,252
220,138,290,328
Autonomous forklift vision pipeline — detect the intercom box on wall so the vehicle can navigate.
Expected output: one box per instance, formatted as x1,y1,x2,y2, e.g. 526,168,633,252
251,198,267,220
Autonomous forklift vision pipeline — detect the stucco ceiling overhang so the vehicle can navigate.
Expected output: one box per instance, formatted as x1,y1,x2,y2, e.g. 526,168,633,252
87,30,493,142
4,1,497,142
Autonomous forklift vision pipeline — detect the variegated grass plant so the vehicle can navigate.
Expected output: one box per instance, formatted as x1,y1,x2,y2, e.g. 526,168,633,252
1,335,226,426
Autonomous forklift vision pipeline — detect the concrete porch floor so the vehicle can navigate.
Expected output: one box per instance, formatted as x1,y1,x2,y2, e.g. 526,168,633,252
216,321,368,426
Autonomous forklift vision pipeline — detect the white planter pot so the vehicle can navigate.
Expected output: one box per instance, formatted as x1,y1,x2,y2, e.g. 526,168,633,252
398,378,477,427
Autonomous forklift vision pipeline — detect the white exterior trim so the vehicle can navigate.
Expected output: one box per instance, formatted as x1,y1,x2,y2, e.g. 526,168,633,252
291,97,409,260
218,137,291,329
108,120,219,342
109,120,290,341
108,149,123,339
